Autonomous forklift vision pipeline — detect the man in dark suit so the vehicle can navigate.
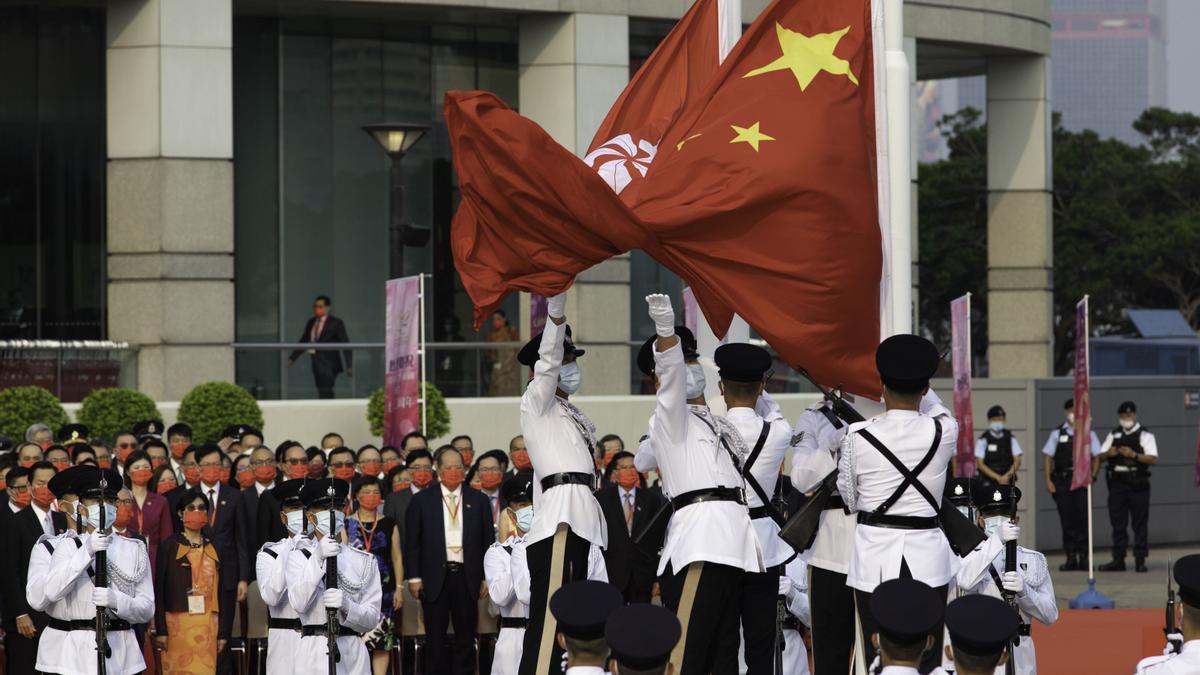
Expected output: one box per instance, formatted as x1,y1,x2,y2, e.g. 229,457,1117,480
385,448,434,549
404,448,494,675
170,444,248,674
595,451,667,603
287,294,353,399
2,462,68,672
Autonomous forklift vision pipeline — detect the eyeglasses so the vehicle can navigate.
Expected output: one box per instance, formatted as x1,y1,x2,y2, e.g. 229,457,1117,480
283,458,307,465
198,462,222,468
249,460,274,467
116,498,134,507
477,467,502,474
7,485,29,493
117,442,137,449
329,461,355,469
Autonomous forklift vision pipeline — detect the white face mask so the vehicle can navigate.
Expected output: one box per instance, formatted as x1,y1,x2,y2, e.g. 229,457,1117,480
989,421,1005,433
83,503,118,532
1120,418,1136,431
314,509,345,537
983,515,1008,538
513,505,534,533
285,510,306,536
685,363,707,400
956,505,971,519
1066,413,1075,426
558,362,582,395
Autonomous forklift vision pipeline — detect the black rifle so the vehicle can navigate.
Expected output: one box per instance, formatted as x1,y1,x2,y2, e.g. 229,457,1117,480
326,486,341,674
797,369,865,425
1166,557,1182,654
96,474,111,675
1002,498,1019,675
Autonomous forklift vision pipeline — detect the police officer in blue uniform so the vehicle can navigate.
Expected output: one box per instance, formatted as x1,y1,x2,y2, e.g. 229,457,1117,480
1098,401,1158,573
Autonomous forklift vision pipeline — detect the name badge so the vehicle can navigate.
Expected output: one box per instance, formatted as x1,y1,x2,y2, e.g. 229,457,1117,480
188,590,206,615
307,349,317,355
1059,434,1070,443
987,444,998,452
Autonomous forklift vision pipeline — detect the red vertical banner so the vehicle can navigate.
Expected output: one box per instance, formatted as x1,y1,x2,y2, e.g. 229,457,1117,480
682,287,699,338
530,293,547,336
1071,296,1093,491
950,294,974,478
384,276,422,446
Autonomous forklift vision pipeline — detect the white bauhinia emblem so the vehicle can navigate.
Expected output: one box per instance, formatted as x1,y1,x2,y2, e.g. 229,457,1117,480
583,133,658,194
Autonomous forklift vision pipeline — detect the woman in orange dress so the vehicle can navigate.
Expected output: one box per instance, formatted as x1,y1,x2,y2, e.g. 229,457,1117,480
153,488,232,674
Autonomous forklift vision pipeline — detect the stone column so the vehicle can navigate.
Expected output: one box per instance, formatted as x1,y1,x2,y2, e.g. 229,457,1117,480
106,0,235,400
519,13,631,394
986,55,1053,377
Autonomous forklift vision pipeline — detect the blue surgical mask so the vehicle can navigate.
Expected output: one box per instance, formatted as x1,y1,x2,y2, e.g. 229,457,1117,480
285,510,307,536
314,509,345,537
685,363,707,400
983,515,1008,538
558,362,582,395
83,503,118,532
514,505,534,533
990,421,1005,433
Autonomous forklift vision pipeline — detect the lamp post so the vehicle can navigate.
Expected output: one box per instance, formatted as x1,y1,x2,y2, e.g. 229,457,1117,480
363,123,430,277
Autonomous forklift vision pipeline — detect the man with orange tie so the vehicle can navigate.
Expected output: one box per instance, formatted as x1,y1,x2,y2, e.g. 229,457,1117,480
287,294,353,399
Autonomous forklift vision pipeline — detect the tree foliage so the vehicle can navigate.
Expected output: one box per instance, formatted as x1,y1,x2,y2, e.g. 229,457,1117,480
367,382,452,440
919,107,1200,374
177,382,265,444
0,386,69,442
77,388,162,442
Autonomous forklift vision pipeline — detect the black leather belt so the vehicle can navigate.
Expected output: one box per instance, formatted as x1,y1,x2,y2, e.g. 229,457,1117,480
540,472,593,491
671,487,745,511
269,618,301,631
49,618,132,632
781,614,803,631
499,617,528,629
1018,623,1031,637
824,494,846,511
749,506,770,520
446,562,464,572
856,512,940,530
301,624,360,638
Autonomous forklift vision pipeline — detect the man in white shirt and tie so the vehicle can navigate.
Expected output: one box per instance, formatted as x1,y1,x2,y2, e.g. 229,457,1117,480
515,292,607,675
596,449,666,605
838,334,958,674
474,450,509,534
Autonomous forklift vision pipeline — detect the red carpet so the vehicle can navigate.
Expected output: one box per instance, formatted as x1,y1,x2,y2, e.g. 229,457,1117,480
1034,608,1167,674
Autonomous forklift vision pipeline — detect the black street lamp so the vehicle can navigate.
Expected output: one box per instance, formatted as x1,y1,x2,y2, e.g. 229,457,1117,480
363,123,431,277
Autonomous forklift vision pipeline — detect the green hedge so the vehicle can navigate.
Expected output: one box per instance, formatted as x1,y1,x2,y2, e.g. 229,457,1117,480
367,382,451,440
177,382,264,444
76,388,162,442
0,386,70,442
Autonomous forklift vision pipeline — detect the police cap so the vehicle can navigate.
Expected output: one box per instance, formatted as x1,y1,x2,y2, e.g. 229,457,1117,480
549,580,623,640
1118,401,1137,414
973,484,1021,515
945,594,1019,657
869,579,943,645
713,343,771,383
875,335,939,393
58,423,90,446
986,405,1006,419
500,470,534,504
636,326,699,376
132,420,164,441
1174,555,1200,608
605,604,681,670
299,477,350,509
272,479,307,508
517,325,586,367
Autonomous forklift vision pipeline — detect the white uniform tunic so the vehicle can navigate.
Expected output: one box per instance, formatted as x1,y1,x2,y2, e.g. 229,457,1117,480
1135,640,1200,674
781,556,811,675
511,538,608,607
287,541,382,675
485,535,530,675
790,402,854,574
731,392,794,568
650,341,762,574
953,534,1057,675
838,409,958,592
31,531,154,675
258,533,315,674
520,321,607,549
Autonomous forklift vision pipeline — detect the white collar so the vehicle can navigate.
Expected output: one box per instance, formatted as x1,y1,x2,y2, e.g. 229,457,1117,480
255,481,275,496
8,500,20,513
878,666,922,674
440,483,462,498
563,668,608,675
30,501,50,521
619,485,636,499
201,482,221,499
1120,423,1141,433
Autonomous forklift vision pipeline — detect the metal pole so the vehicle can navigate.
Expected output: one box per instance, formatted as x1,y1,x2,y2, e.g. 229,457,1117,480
1083,295,1095,580
390,157,405,279
884,0,912,335
420,273,427,434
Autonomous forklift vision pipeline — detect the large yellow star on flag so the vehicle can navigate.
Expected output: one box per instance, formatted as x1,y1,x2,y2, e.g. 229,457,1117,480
743,23,859,91
730,122,775,152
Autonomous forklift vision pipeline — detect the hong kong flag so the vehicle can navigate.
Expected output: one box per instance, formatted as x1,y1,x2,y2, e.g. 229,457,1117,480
447,0,886,397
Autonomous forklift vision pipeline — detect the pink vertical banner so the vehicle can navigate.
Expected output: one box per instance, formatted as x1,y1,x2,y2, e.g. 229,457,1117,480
950,293,974,478
384,276,422,446
1071,296,1093,491
530,293,548,336
682,287,699,337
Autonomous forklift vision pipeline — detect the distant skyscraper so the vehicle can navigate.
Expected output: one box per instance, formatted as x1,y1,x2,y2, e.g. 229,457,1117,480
1051,0,1167,144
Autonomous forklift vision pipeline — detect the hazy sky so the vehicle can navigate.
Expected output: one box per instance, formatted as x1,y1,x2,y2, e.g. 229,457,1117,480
1166,0,1200,114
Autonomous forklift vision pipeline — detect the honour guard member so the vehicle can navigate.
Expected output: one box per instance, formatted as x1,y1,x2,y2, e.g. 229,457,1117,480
548,580,623,675
1098,401,1157,573
288,478,382,675
781,553,812,675
30,466,154,674
486,471,535,675
257,479,314,673
1134,555,1200,673
605,604,682,675
868,579,948,675
954,485,1057,675
515,292,608,675
642,294,763,674
839,335,957,673
974,407,1022,488
24,466,84,643
1040,398,1101,572
943,595,1019,675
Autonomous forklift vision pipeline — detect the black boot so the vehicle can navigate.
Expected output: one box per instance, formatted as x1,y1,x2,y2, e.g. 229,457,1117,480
1059,555,1079,572
1136,557,1148,573
1099,558,1126,572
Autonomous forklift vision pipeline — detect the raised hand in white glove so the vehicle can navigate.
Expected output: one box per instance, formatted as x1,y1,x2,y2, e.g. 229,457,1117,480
999,521,1020,543
1001,570,1024,596
319,538,340,560
777,576,792,599
547,293,567,319
323,588,345,610
88,532,110,555
91,587,112,608
645,294,675,337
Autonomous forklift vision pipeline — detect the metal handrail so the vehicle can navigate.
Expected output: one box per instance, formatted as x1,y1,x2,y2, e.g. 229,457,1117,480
0,340,133,350
230,340,637,350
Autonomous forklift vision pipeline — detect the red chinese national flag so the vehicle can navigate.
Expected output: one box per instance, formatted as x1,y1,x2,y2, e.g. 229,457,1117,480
633,0,883,396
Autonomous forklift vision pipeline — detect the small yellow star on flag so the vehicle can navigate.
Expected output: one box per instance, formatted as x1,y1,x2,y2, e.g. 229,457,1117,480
730,122,775,152
743,23,859,91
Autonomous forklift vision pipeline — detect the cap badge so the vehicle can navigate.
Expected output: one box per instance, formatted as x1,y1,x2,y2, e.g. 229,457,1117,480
993,490,1002,502
954,484,964,495
71,430,80,440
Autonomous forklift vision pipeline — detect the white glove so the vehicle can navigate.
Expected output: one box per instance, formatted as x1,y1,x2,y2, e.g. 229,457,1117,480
777,576,792,599
546,293,567,319
1165,633,1184,655
645,294,675,337
91,587,112,608
319,538,340,560
323,588,345,610
1001,570,1024,596
999,521,1020,543
88,532,110,555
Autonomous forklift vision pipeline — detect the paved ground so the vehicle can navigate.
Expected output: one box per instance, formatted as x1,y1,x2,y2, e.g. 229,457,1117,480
1044,543,1200,609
